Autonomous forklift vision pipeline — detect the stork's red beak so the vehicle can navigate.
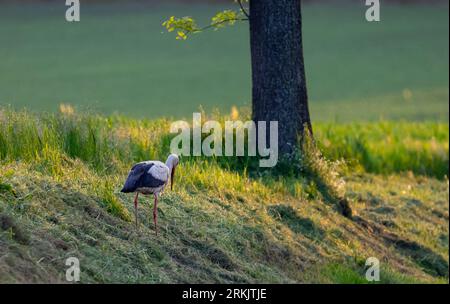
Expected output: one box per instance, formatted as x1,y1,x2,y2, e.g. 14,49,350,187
171,166,176,191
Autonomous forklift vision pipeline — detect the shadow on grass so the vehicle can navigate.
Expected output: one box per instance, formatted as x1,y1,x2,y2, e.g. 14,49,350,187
268,205,325,240
180,237,238,271
354,216,449,278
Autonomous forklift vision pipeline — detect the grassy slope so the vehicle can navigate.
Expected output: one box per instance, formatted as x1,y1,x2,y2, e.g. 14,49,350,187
0,109,448,283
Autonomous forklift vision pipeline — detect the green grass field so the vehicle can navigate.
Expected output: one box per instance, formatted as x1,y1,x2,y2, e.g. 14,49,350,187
0,1,448,121
0,108,448,283
0,1,448,284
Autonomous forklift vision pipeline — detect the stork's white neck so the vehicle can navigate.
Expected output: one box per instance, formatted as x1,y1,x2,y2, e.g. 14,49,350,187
166,161,174,173
165,154,178,173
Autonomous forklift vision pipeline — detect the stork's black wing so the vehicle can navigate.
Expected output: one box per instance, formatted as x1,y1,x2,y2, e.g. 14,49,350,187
121,162,153,193
121,162,166,193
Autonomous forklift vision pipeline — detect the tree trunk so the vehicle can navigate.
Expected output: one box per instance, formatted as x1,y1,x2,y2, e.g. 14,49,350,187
249,0,312,156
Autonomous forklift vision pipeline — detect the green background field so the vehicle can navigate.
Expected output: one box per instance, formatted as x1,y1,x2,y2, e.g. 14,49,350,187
0,1,449,284
0,1,448,122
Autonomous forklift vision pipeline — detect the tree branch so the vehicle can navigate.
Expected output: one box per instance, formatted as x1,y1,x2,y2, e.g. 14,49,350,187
198,17,249,32
237,0,250,18
165,15,249,40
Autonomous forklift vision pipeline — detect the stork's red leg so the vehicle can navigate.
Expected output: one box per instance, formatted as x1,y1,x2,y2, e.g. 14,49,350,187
153,194,158,236
134,192,139,229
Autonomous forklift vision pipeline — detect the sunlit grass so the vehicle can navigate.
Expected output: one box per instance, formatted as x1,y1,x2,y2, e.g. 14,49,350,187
315,121,449,178
0,107,447,179
0,107,448,283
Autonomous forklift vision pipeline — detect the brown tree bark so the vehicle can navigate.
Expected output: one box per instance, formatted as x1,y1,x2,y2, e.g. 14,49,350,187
249,0,312,155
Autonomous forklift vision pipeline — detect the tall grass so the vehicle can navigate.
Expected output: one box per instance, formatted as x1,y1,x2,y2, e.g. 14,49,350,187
0,107,448,179
0,107,169,174
315,122,449,179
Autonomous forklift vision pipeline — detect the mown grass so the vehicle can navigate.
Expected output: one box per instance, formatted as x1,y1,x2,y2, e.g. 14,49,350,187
0,107,448,283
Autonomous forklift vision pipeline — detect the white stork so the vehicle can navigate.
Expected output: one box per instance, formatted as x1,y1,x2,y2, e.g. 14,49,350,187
121,154,179,235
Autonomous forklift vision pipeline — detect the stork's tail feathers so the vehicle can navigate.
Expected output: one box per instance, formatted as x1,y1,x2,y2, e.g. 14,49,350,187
120,187,133,193
120,183,135,193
